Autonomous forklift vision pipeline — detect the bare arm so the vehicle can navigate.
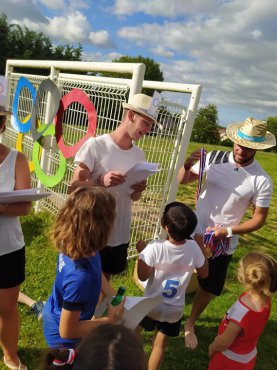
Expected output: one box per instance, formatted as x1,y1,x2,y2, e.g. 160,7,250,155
194,234,209,279
137,259,154,281
209,321,241,358
68,163,95,193
131,180,147,201
210,205,269,240
69,162,127,194
101,273,116,297
177,149,202,184
0,151,32,216
231,205,269,234
59,299,125,339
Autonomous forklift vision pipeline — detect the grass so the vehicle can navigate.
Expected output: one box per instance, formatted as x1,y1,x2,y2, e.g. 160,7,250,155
0,142,276,370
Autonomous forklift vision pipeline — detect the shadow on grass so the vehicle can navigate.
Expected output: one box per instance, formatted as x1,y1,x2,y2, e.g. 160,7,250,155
0,347,47,370
21,211,53,246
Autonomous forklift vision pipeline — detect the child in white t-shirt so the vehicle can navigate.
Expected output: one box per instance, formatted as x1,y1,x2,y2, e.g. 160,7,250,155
137,201,208,370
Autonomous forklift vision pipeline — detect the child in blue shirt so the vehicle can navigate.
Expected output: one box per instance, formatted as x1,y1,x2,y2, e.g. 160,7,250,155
42,187,125,348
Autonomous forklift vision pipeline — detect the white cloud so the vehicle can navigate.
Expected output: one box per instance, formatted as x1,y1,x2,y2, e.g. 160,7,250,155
81,51,122,63
39,0,66,9
38,0,89,11
251,29,262,38
150,46,174,58
46,11,91,42
2,0,47,23
113,0,220,18
117,0,277,120
88,30,114,48
82,51,104,62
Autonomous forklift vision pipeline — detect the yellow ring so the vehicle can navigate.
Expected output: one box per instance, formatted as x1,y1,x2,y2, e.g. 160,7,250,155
16,115,42,172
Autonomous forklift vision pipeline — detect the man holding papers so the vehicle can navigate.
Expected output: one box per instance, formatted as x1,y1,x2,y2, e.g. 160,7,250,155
0,105,31,370
70,93,160,280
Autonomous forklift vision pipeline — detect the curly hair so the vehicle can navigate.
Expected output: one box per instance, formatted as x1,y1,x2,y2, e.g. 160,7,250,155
51,187,116,259
238,252,277,296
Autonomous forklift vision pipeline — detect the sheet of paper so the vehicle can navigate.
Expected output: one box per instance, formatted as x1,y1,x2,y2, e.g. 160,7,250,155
123,295,162,330
115,161,160,192
0,188,51,204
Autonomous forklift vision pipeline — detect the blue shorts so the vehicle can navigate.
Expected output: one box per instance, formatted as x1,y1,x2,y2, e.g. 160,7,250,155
42,300,80,349
140,316,182,337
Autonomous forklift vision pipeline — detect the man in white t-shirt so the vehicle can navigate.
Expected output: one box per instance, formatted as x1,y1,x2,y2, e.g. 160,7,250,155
177,117,276,349
70,94,159,280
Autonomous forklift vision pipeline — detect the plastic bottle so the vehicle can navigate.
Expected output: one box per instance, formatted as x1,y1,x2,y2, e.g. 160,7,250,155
110,286,126,306
102,286,126,316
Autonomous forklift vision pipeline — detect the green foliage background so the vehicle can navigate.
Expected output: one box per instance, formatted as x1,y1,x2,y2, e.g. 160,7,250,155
0,13,82,75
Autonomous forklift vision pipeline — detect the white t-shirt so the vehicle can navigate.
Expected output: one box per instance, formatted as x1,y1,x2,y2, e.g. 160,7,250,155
75,134,145,246
192,150,273,254
0,149,25,256
139,239,205,322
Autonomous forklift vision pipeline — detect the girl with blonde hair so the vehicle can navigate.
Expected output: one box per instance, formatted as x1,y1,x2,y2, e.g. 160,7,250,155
42,187,125,349
208,252,277,369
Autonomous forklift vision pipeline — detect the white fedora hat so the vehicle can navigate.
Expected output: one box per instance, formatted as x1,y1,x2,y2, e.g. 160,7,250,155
122,94,159,123
226,117,276,150
0,105,12,116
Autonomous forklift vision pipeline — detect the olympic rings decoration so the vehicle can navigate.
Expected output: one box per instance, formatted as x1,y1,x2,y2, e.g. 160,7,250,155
16,115,42,172
55,89,97,158
12,77,36,133
11,77,98,187
33,124,67,187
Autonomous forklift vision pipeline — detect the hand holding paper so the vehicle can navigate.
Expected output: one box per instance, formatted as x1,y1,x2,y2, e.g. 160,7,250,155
115,161,160,192
94,294,162,330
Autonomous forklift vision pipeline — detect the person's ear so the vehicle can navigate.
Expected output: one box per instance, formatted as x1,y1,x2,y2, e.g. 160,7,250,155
161,216,166,229
127,110,135,122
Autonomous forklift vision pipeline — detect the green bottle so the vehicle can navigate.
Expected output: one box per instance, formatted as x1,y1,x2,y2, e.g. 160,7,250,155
103,286,126,316
111,286,126,306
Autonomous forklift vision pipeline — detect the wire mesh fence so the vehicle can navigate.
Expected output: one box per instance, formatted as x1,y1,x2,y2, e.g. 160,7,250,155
3,61,201,258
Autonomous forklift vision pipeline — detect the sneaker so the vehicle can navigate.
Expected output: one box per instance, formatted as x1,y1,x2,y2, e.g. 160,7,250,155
30,300,45,320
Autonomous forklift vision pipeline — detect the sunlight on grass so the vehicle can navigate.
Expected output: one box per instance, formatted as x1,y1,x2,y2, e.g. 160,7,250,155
0,142,275,370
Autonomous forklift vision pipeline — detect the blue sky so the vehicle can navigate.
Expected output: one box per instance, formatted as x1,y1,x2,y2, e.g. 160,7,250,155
2,0,277,126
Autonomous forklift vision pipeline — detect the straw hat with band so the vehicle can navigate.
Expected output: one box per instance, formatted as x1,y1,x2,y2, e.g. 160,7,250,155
122,94,158,124
0,105,12,116
226,117,276,150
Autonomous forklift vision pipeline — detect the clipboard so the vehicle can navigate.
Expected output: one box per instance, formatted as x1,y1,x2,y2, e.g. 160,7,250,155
0,188,51,204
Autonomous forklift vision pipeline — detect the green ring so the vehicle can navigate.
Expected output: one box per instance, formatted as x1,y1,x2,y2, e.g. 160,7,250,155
33,124,67,187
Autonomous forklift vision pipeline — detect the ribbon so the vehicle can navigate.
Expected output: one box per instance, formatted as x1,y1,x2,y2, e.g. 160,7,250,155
204,225,230,259
53,348,76,367
196,148,206,201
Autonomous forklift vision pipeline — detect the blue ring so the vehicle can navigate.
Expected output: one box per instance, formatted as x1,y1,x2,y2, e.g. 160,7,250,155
12,77,36,133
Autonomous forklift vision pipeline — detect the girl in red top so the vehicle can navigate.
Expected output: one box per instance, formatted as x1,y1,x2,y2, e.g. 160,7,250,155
208,252,277,370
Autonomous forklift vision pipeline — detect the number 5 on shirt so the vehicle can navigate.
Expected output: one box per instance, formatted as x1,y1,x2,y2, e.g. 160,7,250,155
162,279,180,298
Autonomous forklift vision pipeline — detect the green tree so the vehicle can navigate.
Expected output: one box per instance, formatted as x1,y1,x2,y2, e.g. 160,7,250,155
0,13,82,75
0,13,10,74
101,55,164,95
266,116,277,152
191,104,220,144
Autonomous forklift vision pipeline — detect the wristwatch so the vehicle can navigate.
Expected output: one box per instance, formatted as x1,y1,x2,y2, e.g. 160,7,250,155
226,227,233,238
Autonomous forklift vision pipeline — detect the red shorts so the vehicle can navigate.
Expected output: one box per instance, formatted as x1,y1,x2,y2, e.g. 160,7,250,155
208,352,256,370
